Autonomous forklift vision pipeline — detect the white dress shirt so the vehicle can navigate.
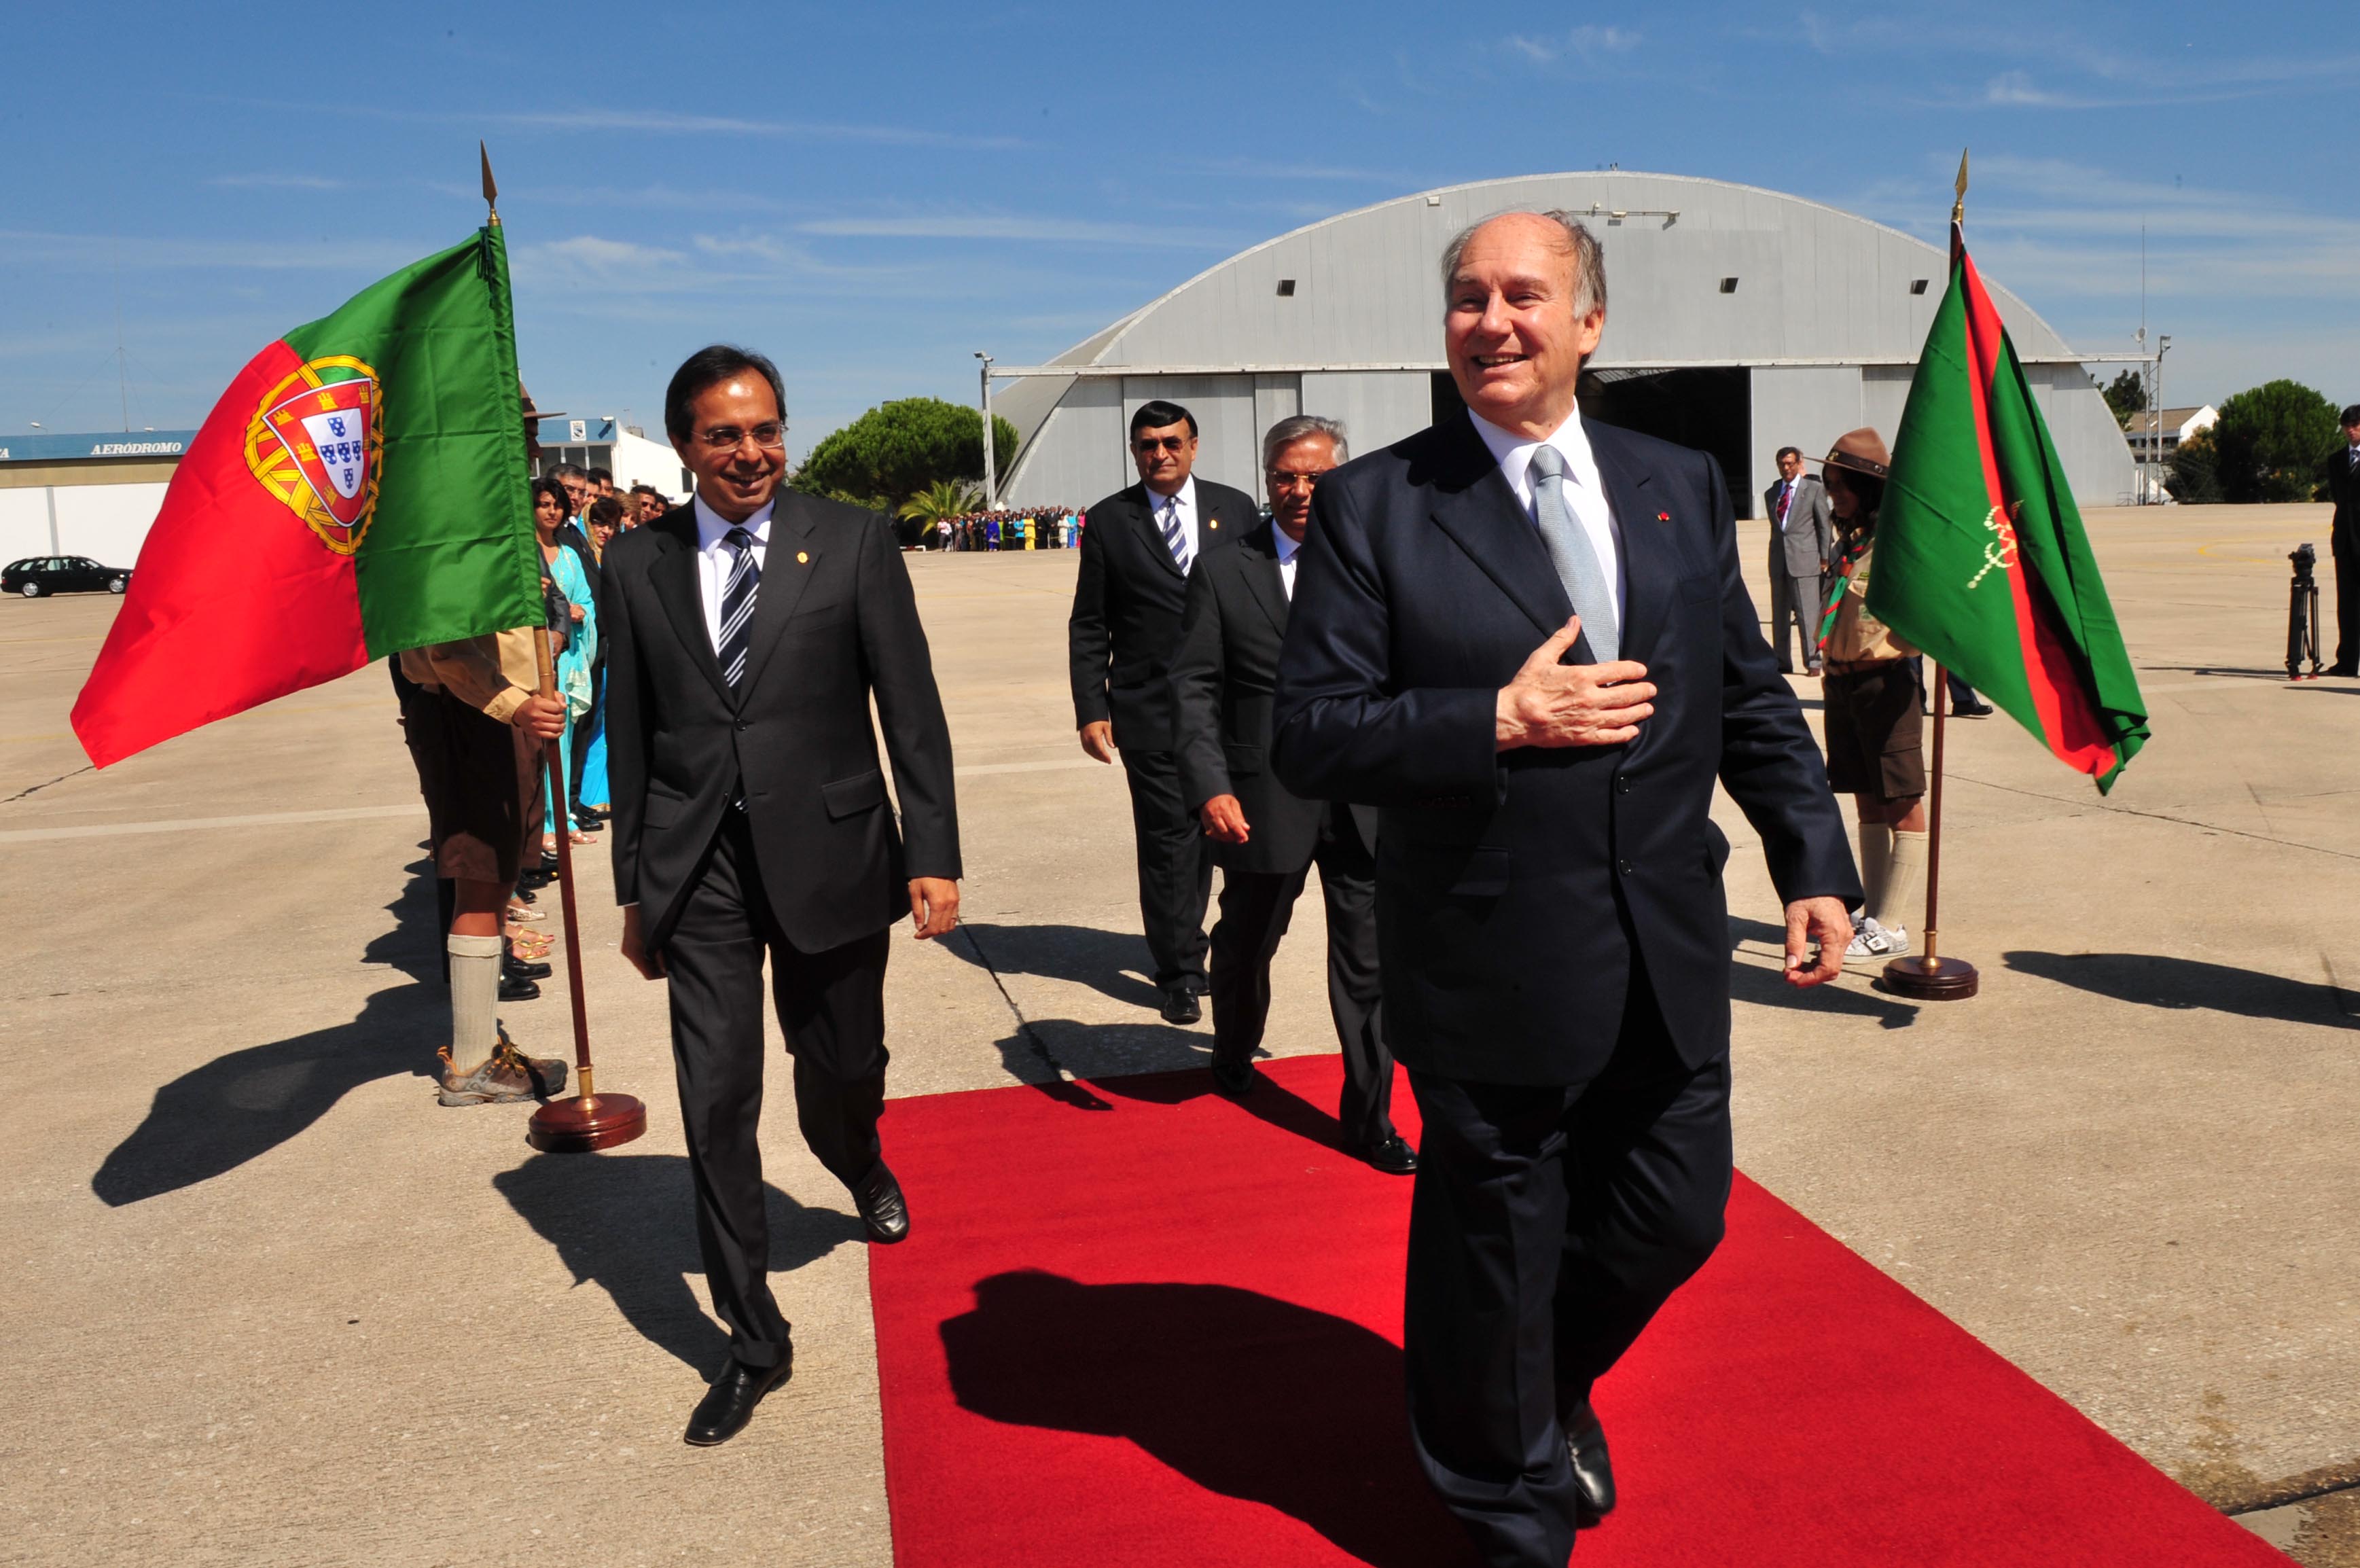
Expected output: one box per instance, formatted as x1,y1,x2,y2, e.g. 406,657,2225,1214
692,493,774,656
1272,524,1303,600
1467,407,1625,620
1145,476,1201,568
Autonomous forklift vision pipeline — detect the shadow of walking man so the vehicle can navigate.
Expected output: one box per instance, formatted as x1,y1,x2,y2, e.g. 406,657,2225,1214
495,1152,866,1376
92,857,446,1207
941,1270,1476,1567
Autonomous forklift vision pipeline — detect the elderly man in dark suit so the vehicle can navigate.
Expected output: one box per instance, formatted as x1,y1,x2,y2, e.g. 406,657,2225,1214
1274,212,1859,1567
1169,413,1415,1175
1762,444,1834,675
1069,399,1257,1023
2327,404,2360,677
603,345,961,1448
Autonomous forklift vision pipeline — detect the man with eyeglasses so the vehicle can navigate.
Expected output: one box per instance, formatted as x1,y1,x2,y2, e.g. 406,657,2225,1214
1169,414,1414,1174
1069,399,1256,1024
599,344,963,1448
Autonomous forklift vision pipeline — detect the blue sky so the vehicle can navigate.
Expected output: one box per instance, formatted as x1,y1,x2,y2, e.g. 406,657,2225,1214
5,1,2353,458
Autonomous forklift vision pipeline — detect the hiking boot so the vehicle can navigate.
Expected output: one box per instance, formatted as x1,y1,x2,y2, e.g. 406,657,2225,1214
437,1032,569,1105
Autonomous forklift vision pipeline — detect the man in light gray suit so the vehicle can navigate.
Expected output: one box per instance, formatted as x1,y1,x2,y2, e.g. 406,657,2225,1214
1762,445,1833,675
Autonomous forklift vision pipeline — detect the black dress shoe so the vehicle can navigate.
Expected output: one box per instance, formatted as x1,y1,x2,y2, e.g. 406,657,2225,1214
1565,1401,1616,1523
1952,700,1995,718
684,1353,793,1446
1209,1056,1256,1100
853,1161,910,1244
503,952,552,981
1357,1133,1418,1175
1160,984,1202,1025
2330,664,2359,678
497,974,541,1002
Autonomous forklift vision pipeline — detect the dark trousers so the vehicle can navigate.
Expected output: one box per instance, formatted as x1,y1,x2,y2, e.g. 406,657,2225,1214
1208,805,1395,1147
1766,561,1822,672
1120,747,1212,990
1404,968,1732,1568
661,812,892,1370
2336,526,2358,671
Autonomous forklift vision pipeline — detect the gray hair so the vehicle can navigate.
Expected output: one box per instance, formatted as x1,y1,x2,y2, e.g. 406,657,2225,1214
1439,209,1608,319
1262,413,1349,469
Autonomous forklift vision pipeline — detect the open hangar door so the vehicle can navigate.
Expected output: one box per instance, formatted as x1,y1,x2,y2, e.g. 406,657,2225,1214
1430,368,1752,513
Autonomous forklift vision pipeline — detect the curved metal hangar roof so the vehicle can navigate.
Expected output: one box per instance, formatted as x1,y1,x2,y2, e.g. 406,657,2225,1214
996,171,2132,514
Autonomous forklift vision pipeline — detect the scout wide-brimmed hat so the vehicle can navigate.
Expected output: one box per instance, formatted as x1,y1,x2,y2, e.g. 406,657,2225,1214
1819,427,1890,478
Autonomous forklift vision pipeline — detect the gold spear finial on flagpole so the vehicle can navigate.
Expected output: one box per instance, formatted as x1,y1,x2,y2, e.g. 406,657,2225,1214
480,141,500,228
1952,148,1969,226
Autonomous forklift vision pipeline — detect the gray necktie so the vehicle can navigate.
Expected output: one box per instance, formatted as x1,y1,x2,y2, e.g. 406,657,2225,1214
1526,445,1618,662
1160,495,1192,571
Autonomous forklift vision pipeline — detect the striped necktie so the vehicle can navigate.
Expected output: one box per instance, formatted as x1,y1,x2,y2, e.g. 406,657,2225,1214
718,524,761,687
1158,494,1192,572
1526,445,1619,662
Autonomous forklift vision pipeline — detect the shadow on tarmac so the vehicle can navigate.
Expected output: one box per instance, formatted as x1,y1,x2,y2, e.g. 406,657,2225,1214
950,922,1165,1009
942,1271,1476,1567
495,1152,865,1374
2005,950,2359,1029
92,857,448,1207
1728,916,1920,1030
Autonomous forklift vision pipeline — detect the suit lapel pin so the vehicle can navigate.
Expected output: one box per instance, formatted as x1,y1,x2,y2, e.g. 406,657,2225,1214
796,551,810,564
1656,511,1671,522
1208,519,1219,530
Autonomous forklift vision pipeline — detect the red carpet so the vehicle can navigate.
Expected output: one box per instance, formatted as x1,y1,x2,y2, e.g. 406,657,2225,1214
870,1054,2287,1566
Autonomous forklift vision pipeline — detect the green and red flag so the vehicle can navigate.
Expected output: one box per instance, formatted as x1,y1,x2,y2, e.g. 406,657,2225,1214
1867,224,2150,793
71,227,540,768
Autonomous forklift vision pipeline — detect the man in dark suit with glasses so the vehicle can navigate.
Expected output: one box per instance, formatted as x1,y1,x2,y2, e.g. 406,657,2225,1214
1069,399,1255,1023
602,344,962,1448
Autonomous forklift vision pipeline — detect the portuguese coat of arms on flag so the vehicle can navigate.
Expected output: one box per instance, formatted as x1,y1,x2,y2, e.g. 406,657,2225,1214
71,226,541,769
1867,222,2151,793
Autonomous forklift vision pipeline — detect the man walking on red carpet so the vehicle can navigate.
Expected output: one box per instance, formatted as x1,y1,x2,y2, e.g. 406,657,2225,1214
1273,211,1859,1565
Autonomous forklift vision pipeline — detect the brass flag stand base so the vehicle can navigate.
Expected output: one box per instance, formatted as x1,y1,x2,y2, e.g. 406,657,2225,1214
1880,662,1978,1003
524,626,646,1152
1882,952,1980,1001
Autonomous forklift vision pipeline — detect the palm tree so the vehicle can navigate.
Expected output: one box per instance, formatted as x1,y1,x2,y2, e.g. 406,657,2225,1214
896,479,983,546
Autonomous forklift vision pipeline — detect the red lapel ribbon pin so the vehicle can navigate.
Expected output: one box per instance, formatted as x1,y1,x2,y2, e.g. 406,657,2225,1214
1656,510,1671,522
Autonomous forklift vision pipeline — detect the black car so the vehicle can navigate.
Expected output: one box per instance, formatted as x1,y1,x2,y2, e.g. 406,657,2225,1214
3,556,132,598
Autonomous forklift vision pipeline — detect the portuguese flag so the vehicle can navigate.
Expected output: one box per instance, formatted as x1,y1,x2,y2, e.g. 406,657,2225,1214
1867,224,2149,793
71,226,541,768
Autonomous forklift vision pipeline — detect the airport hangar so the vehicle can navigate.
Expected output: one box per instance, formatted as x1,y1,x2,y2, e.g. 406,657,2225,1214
993,171,2136,516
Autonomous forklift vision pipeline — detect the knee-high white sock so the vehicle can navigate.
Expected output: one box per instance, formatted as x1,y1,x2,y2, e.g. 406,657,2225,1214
446,933,505,1075
1876,829,1928,936
1855,823,1893,919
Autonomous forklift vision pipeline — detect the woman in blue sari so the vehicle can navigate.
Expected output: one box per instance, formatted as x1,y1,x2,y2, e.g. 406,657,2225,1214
533,477,598,854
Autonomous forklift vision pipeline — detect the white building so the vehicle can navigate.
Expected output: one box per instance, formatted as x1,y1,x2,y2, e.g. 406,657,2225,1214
0,431,192,568
994,172,2137,514
534,415,693,499
2124,404,2219,462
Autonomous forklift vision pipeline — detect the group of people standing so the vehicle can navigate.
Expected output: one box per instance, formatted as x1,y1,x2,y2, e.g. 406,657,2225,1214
937,507,1080,551
405,209,1880,1568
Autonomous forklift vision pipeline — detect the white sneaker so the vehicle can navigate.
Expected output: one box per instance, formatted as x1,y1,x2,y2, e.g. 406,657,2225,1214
1844,917,1910,959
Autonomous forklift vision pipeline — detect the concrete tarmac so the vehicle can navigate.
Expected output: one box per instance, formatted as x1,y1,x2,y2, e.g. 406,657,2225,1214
0,505,2353,1565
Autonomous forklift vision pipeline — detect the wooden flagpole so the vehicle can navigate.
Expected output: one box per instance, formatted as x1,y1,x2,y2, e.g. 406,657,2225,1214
1882,153,1981,1001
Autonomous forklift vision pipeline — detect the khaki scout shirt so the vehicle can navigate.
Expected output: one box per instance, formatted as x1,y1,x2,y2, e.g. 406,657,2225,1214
1822,539,1916,667
397,630,541,725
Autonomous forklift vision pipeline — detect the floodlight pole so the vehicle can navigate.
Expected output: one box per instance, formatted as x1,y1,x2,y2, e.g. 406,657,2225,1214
2154,337,2171,498
976,352,997,510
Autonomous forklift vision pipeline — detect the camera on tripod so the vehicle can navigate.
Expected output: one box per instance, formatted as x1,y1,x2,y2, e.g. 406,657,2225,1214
2288,544,2322,679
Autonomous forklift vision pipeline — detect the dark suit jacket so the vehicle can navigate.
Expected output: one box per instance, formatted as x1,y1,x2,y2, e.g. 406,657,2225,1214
1170,520,1379,876
1069,478,1257,751
1272,414,1859,1085
2326,447,2360,545
1762,474,1834,576
601,493,961,954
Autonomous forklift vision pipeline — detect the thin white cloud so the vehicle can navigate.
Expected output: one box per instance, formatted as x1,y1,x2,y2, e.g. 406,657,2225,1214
1506,23,1641,66
797,213,1234,247
204,173,346,190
